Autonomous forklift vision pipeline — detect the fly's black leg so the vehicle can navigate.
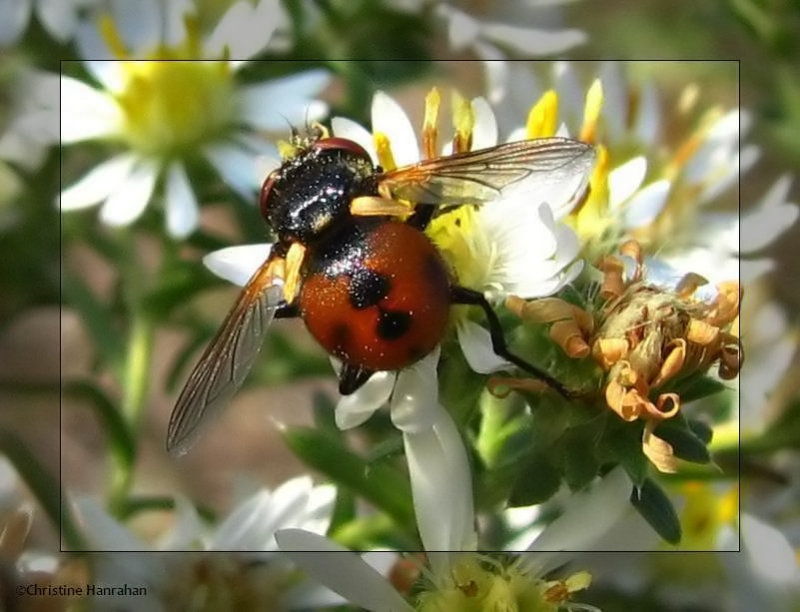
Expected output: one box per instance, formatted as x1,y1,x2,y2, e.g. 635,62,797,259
450,286,570,399
406,204,437,230
338,364,376,395
274,303,300,319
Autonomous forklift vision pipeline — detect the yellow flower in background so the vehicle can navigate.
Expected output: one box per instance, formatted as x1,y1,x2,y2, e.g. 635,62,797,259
59,0,329,237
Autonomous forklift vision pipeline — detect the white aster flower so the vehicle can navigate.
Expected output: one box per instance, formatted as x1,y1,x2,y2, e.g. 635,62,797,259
0,0,96,45
72,475,341,610
275,467,630,612
0,65,59,174
59,0,329,238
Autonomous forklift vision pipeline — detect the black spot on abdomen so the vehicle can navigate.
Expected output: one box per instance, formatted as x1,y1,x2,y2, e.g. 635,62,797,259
376,310,412,340
348,268,390,309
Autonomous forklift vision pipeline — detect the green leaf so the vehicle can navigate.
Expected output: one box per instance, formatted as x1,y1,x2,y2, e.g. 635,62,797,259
365,435,404,465
509,452,561,506
328,487,356,536
687,418,714,445
62,274,125,370
630,478,682,545
312,391,341,437
667,375,727,403
62,380,135,470
654,418,711,464
600,417,648,486
561,423,601,490
282,427,414,529
142,260,219,318
0,429,85,550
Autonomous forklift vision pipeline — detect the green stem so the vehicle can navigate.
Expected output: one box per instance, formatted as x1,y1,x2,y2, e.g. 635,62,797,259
108,312,154,516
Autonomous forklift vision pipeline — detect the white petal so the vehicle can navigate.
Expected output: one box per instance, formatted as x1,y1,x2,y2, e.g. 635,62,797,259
158,495,203,550
257,477,317,548
457,321,512,374
741,514,800,584
203,143,260,198
73,497,149,550
740,175,798,252
634,79,661,145
0,0,31,45
110,0,160,55
163,0,193,46
235,70,331,130
437,5,480,49
203,243,273,286
210,490,273,549
521,467,630,567
331,117,379,164
623,179,670,228
36,0,79,42
470,96,499,149
699,144,760,204
60,76,122,142
371,91,419,167
205,0,277,60
390,347,440,433
479,49,509,105
552,61,583,125
275,529,414,612
59,153,137,210
403,407,476,565
99,158,159,226
480,23,587,55
608,156,647,209
165,161,199,238
335,371,395,430
598,62,626,142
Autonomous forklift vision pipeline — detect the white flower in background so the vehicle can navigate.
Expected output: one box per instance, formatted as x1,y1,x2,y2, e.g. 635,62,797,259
72,476,341,611
491,61,797,286
0,66,59,173
59,0,329,237
0,0,96,45
276,468,630,612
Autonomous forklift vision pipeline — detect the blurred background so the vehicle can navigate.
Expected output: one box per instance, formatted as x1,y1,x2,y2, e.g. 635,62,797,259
1,0,799,610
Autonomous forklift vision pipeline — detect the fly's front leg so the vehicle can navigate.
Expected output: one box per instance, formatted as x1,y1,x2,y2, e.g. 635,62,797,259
450,286,570,398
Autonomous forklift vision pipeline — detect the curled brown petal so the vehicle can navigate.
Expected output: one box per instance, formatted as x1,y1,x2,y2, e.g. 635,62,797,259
686,318,719,346
651,339,687,388
592,337,629,370
551,319,591,358
487,376,549,398
675,272,708,300
599,255,625,300
643,420,678,473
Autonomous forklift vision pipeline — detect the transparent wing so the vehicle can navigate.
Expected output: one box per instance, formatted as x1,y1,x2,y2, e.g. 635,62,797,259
167,260,284,456
380,137,595,207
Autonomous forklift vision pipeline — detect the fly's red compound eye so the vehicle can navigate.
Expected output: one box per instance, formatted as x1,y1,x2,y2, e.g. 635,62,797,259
312,137,371,161
259,171,278,219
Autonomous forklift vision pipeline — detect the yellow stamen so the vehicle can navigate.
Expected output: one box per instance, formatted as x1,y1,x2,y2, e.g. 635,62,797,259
99,13,129,59
373,132,397,171
526,90,558,139
423,88,441,160
451,91,474,154
579,79,603,143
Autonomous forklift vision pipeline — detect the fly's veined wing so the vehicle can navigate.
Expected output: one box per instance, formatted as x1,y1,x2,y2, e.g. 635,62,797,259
166,260,284,456
380,137,596,211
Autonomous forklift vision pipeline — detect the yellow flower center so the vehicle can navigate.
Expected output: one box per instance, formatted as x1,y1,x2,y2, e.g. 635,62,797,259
427,206,493,292
98,14,235,157
415,555,591,612
116,60,234,157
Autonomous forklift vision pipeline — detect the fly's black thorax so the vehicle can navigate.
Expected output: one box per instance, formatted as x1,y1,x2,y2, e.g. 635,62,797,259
263,147,378,245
